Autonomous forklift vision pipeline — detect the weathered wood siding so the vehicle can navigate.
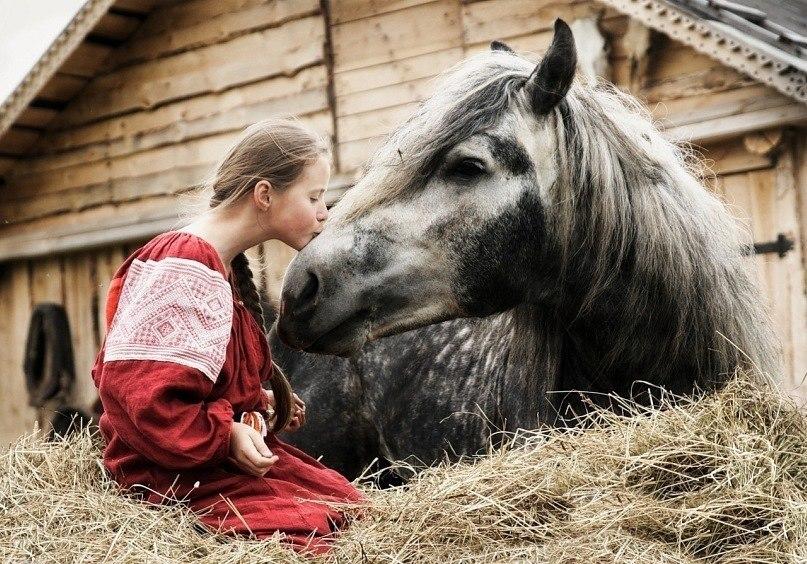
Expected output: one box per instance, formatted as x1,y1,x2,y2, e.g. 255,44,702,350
0,0,332,259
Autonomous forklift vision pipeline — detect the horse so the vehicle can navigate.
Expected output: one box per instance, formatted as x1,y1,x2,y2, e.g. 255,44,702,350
270,20,779,481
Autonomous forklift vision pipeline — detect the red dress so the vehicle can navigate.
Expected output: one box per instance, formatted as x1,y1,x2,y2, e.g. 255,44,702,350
91,231,364,555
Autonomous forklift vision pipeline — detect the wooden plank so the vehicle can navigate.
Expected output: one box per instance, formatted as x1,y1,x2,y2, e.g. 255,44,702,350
0,128,40,155
132,0,274,38
641,66,755,103
767,154,807,401
21,83,330,175
748,169,790,378
3,111,333,210
60,42,115,78
338,102,419,143
15,107,59,129
464,28,554,56
644,42,727,84
105,0,320,68
0,193,182,244
664,104,807,144
0,164,211,226
57,16,326,127
0,263,38,445
94,246,126,339
37,74,88,102
30,256,64,306
0,172,352,262
331,0,462,73
699,137,772,176
62,252,100,413
337,76,436,117
330,0,433,24
337,136,386,172
37,65,328,154
334,47,462,96
0,215,180,263
462,0,597,45
93,11,142,40
650,84,794,129
5,132,240,200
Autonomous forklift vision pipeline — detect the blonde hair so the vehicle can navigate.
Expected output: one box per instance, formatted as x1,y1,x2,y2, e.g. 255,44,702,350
187,117,330,432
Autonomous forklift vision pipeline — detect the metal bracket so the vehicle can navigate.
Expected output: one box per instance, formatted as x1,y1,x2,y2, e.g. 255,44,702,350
751,233,795,258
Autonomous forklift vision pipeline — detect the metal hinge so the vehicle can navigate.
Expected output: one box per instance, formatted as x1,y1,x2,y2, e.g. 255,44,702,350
750,233,795,258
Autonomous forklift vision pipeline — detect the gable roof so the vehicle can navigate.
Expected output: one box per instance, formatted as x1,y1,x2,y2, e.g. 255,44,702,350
600,0,806,104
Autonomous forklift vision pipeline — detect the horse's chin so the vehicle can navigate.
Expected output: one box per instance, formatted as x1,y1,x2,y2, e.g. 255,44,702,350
293,303,460,357
302,315,370,357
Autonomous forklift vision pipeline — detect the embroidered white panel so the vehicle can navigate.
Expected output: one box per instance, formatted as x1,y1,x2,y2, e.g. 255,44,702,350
104,257,233,383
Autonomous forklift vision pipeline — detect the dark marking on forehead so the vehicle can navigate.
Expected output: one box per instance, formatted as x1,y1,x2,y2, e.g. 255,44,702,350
481,133,533,176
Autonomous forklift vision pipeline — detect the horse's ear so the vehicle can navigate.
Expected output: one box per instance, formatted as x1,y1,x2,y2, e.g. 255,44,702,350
526,19,577,115
490,40,514,53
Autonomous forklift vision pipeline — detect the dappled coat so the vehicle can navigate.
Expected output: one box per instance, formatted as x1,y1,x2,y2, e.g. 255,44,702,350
91,231,363,554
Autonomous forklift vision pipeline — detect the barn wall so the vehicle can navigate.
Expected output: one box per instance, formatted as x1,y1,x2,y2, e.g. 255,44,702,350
0,0,332,258
0,246,131,445
0,0,805,443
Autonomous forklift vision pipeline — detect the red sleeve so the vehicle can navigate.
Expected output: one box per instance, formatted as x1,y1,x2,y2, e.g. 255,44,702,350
97,237,235,470
98,361,233,470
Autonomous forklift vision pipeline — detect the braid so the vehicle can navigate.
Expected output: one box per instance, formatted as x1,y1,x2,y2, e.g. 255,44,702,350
230,252,294,432
231,253,265,330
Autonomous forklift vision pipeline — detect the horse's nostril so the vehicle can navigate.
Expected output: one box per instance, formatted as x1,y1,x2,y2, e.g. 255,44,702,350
295,269,320,313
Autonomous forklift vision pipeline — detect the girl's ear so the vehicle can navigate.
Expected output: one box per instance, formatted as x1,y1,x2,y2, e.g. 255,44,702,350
254,179,273,211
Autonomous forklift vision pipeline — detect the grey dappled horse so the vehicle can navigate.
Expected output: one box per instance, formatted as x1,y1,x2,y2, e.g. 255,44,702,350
271,20,778,481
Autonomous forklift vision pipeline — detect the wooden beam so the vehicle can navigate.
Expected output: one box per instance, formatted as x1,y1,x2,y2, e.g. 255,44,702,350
664,104,807,144
37,65,327,155
56,16,325,127
331,0,462,73
104,0,320,68
0,174,354,262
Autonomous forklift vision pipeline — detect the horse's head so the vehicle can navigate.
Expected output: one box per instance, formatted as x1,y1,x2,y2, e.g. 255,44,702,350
277,20,577,355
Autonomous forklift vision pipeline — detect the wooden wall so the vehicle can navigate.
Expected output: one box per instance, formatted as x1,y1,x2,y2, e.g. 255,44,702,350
0,245,131,444
0,0,805,444
0,0,332,258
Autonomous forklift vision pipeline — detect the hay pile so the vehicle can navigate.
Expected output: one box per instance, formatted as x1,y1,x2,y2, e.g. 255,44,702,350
1,375,804,563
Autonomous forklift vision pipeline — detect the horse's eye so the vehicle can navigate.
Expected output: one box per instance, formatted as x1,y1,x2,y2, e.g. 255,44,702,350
446,158,487,180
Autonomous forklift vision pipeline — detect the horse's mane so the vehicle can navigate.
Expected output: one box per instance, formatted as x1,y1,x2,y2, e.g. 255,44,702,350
338,48,780,387
553,80,778,386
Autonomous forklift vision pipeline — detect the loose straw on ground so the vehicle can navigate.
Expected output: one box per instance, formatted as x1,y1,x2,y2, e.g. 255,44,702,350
1,373,804,563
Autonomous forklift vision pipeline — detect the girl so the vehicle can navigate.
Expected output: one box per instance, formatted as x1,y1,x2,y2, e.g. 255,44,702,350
91,118,365,555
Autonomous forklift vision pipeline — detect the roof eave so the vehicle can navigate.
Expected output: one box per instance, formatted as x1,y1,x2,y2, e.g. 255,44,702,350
597,0,807,105
0,0,117,141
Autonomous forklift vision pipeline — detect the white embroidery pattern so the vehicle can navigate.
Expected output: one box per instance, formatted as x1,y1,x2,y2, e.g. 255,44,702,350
104,257,233,383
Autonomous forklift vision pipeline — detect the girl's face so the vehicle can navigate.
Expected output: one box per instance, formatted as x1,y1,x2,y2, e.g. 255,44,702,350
265,155,330,251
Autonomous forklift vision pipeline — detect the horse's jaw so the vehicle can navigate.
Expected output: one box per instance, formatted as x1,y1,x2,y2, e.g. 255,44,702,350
278,298,463,357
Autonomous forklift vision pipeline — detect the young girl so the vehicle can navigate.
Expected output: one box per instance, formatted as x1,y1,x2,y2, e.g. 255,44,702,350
91,118,364,555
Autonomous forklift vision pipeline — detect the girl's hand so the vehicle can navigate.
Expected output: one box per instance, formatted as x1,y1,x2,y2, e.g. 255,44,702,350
262,389,307,432
286,392,307,432
228,421,278,477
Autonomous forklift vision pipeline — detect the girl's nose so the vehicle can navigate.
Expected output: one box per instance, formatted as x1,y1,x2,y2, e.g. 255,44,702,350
316,205,328,222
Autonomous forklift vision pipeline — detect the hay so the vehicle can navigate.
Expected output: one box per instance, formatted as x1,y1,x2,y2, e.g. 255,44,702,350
1,374,804,563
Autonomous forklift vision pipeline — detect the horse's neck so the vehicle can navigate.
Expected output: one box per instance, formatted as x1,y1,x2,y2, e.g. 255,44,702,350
484,306,563,430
